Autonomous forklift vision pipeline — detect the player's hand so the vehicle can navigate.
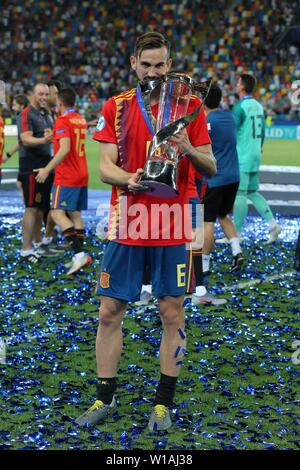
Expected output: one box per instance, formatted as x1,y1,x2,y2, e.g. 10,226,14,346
127,168,150,193
87,119,98,127
43,128,53,144
34,167,49,183
169,129,193,155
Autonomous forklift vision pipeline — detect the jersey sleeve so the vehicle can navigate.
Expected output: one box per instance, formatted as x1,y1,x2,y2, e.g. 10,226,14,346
93,98,117,144
53,117,71,140
187,98,211,147
20,107,33,133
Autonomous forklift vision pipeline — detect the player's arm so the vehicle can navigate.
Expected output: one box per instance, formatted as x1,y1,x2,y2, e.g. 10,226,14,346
99,142,146,192
2,142,19,162
170,130,216,177
233,102,245,130
186,143,216,177
34,137,70,183
21,129,52,147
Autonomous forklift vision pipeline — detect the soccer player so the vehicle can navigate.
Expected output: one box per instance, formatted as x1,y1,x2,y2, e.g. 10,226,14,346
187,165,227,306
47,79,63,120
18,83,53,263
41,79,67,252
75,32,216,431
233,74,281,243
202,83,244,274
3,95,30,193
34,87,91,275
4,95,30,160
6,93,60,256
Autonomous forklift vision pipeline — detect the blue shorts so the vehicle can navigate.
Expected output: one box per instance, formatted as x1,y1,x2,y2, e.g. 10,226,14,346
51,185,87,211
189,197,204,229
96,241,188,302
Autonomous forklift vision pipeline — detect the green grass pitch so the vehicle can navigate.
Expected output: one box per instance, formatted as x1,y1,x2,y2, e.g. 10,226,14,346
1,134,299,450
3,136,300,190
0,220,299,450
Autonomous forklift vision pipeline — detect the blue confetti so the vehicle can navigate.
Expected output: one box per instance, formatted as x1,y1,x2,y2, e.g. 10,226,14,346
178,328,186,340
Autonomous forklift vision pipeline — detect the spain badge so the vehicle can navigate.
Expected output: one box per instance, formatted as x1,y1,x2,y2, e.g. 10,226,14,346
99,272,110,288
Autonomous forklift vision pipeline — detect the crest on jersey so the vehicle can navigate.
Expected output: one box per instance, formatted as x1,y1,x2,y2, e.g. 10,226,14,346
99,272,110,288
96,115,106,131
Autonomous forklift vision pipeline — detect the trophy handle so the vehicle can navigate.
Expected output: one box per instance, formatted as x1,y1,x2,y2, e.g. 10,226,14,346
140,159,178,198
148,79,212,159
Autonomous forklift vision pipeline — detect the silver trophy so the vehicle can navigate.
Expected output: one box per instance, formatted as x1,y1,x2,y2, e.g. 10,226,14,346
140,72,211,197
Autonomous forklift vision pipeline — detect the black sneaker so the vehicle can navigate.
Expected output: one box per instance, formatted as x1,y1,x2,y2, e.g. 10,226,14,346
35,245,58,257
231,252,245,272
21,253,40,264
46,241,67,253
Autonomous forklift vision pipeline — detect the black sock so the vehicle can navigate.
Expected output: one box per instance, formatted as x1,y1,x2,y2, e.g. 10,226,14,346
76,229,85,247
193,250,203,287
63,226,82,254
96,377,117,404
154,373,178,408
143,265,151,285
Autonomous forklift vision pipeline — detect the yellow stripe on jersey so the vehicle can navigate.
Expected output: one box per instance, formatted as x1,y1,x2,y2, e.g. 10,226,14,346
114,88,136,103
107,187,124,240
185,249,193,291
53,185,61,209
114,89,136,151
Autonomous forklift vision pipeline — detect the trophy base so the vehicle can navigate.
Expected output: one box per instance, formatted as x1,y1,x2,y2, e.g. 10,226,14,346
140,160,178,198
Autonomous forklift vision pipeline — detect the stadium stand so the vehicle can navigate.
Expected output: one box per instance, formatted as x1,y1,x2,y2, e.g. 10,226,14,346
0,0,299,121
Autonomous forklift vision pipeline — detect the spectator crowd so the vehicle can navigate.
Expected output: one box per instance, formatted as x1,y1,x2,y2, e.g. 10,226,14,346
0,0,299,121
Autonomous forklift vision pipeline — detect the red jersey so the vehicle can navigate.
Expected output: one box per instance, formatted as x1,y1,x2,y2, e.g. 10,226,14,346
53,110,88,187
187,165,204,199
0,116,4,167
93,88,211,245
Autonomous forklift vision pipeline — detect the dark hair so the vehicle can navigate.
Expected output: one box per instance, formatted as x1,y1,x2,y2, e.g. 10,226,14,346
13,94,29,108
134,31,171,58
57,87,76,107
47,79,63,91
239,74,256,94
205,84,222,109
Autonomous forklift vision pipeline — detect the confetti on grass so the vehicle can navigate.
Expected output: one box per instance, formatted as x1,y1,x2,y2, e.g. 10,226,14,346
0,203,299,450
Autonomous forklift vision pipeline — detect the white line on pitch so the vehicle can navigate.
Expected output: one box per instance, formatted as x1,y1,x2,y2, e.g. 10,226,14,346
223,270,297,291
